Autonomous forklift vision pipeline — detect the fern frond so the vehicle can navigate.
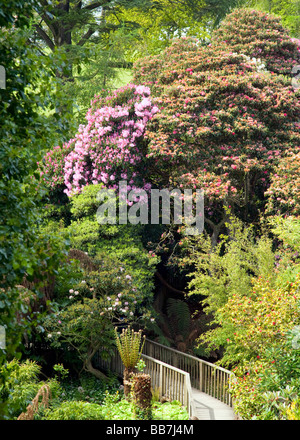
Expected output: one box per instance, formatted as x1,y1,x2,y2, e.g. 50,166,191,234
166,298,191,339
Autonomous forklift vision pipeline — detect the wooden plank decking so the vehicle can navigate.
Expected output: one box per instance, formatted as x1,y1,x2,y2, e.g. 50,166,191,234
192,388,235,420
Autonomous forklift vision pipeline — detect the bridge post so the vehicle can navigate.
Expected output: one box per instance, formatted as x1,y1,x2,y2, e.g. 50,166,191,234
199,362,204,392
184,375,188,408
159,363,163,399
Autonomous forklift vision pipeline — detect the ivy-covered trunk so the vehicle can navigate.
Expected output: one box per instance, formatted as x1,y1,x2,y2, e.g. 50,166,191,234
123,367,136,399
132,373,152,420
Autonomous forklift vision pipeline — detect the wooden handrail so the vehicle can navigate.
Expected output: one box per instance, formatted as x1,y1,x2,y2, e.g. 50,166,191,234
143,339,234,407
141,354,197,418
94,346,197,418
94,338,234,419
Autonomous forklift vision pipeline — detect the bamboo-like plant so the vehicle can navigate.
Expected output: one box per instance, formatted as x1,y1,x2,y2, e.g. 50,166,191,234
114,326,145,398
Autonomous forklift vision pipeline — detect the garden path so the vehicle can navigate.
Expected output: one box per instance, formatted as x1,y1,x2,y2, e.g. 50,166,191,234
191,388,236,420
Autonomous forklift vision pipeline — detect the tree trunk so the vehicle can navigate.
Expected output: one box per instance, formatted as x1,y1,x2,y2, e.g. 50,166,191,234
123,367,136,399
132,373,152,420
84,355,109,381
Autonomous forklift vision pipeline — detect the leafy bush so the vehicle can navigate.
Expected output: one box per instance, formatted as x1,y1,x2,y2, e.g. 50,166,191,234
230,325,300,420
0,359,61,419
212,8,300,76
100,391,188,420
265,152,300,217
133,12,300,240
202,274,300,367
39,400,104,420
188,215,276,315
38,84,158,197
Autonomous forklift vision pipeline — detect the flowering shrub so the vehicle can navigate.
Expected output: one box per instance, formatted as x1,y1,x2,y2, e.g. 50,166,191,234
201,275,300,366
133,23,300,234
212,9,300,76
265,151,300,216
37,141,74,192
43,251,156,380
39,84,158,197
230,324,300,420
197,274,300,419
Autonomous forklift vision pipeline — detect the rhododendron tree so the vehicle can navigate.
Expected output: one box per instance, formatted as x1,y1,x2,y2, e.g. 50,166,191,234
42,250,156,380
265,151,300,216
211,9,300,76
38,84,159,197
133,13,300,242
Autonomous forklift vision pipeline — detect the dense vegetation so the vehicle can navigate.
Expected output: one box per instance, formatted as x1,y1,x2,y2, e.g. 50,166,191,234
1,0,300,421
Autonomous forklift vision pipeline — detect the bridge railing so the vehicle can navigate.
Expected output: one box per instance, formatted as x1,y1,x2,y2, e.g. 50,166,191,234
143,339,234,407
94,347,197,418
94,338,234,416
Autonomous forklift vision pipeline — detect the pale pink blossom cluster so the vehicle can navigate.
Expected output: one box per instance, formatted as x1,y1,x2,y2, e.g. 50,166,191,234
63,84,159,196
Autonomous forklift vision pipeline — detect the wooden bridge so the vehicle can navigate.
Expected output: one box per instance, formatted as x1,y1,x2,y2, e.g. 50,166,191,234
94,338,236,420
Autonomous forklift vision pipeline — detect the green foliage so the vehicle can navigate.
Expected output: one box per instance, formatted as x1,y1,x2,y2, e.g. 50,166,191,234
188,215,275,315
265,151,300,217
42,247,155,379
39,400,104,420
135,359,146,372
247,0,300,37
285,397,300,419
56,370,120,404
42,183,158,311
0,359,61,419
133,16,299,243
43,297,117,378
166,298,191,340
206,275,300,366
0,2,73,419
212,8,300,75
270,216,300,253
230,324,300,419
100,391,189,420
115,326,145,370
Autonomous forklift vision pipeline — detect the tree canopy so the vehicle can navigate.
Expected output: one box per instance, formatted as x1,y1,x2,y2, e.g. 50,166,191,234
132,9,300,241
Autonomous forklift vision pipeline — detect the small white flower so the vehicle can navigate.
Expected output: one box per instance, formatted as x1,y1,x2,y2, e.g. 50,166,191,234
69,289,74,293
57,331,61,335
69,295,74,299
47,334,52,338
81,280,86,284
74,291,79,295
